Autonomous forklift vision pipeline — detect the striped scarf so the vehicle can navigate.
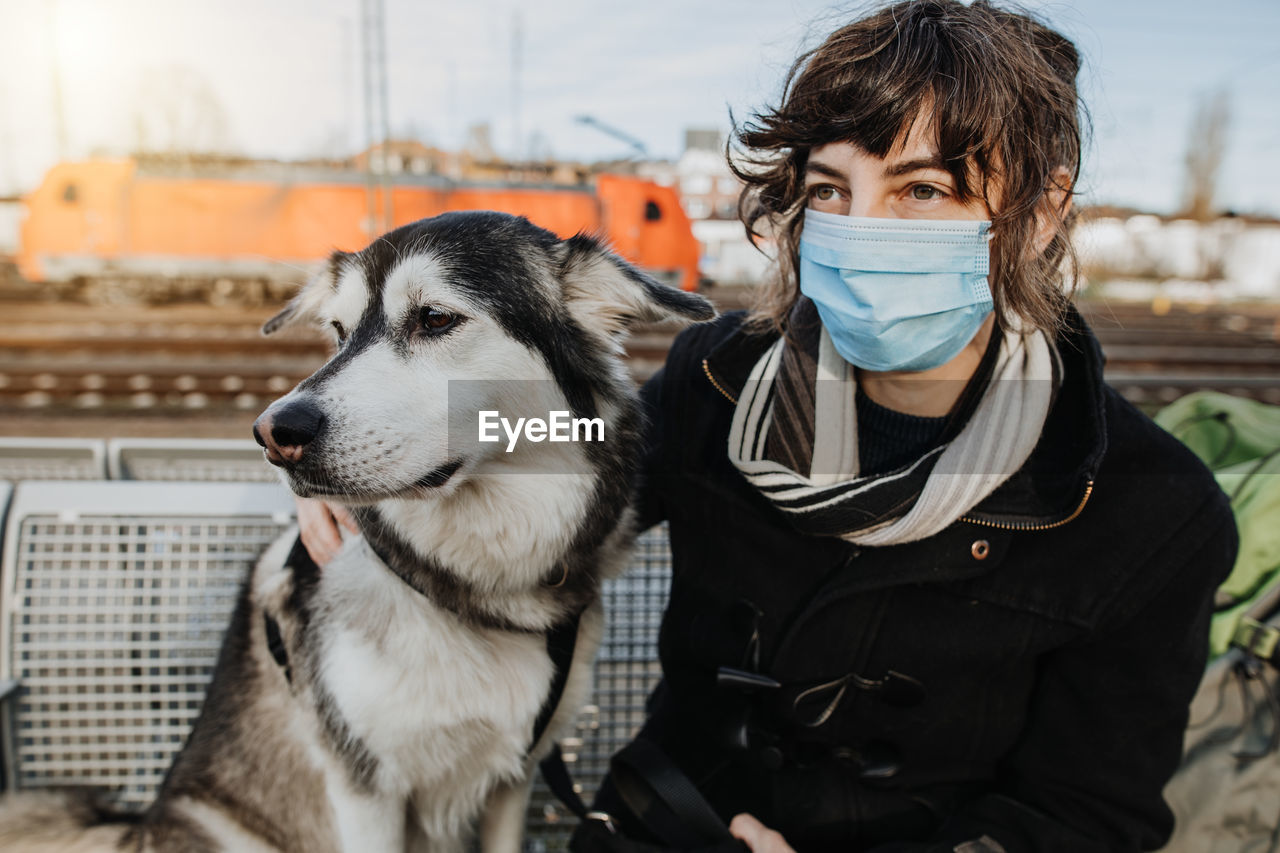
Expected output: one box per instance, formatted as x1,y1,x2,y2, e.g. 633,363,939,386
728,299,1060,546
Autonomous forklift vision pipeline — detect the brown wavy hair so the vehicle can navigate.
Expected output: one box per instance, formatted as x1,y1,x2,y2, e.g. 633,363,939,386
731,0,1085,335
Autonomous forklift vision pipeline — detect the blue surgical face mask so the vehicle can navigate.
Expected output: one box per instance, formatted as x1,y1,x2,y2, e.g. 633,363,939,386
798,209,994,372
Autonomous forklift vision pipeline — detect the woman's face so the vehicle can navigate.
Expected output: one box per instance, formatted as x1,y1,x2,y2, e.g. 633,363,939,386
803,120,993,222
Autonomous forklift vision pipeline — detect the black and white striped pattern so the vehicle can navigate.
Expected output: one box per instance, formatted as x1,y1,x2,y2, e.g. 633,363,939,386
728,319,1060,546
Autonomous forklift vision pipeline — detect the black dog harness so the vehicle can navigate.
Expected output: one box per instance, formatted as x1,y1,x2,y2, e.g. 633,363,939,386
261,539,732,847
262,537,583,755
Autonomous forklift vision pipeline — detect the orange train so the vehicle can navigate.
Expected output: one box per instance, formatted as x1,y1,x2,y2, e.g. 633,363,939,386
16,158,702,298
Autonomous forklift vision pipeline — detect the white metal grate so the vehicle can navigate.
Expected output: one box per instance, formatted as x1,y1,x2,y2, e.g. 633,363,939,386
0,482,295,807
525,524,671,851
0,439,108,481
107,439,277,483
0,484,668,847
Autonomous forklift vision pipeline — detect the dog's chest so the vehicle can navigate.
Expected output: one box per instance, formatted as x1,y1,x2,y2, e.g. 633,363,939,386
310,538,553,789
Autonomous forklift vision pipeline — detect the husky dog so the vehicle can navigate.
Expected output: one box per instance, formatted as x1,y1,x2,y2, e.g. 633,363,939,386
0,211,713,852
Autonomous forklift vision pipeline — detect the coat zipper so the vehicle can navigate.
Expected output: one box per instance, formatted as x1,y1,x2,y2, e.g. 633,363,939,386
959,480,1094,531
703,355,1094,533
702,357,738,404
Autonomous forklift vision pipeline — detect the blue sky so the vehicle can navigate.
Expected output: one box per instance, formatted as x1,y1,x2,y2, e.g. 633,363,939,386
1,0,1277,216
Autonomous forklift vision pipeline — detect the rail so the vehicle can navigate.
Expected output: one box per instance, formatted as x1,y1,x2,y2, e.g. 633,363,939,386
3,299,1279,417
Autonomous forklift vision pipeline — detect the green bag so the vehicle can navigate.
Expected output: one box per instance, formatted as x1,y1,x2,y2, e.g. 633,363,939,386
1155,391,1280,657
1156,392,1280,851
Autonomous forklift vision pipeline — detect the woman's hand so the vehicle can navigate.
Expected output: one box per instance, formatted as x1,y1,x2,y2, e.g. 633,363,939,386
730,814,796,853
295,497,359,566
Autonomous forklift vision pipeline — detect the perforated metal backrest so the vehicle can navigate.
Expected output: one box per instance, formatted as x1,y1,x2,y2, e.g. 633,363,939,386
526,525,671,849
0,483,10,707
0,485,669,843
107,438,277,482
0,439,108,481
0,481,296,807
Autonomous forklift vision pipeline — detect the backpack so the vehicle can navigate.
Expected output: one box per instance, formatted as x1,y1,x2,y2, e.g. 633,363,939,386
1155,391,1280,851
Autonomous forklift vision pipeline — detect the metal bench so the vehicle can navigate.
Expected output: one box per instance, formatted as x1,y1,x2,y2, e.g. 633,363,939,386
0,481,296,804
107,438,275,482
0,482,12,707
527,526,671,849
0,438,109,481
0,478,669,849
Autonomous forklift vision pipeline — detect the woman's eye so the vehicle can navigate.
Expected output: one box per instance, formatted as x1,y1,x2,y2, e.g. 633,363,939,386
331,321,346,342
910,184,943,201
418,306,461,336
811,185,840,201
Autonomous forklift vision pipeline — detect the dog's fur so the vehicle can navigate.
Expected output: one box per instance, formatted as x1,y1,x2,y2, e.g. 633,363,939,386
0,211,712,852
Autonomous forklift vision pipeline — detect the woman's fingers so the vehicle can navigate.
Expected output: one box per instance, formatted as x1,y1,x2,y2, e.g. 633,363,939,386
295,497,347,566
729,814,796,853
330,502,360,534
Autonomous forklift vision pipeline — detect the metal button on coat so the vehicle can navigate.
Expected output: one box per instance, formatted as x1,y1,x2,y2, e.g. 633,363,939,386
971,539,991,560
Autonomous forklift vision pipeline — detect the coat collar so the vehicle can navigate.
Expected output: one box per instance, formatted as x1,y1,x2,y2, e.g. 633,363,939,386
701,305,1108,530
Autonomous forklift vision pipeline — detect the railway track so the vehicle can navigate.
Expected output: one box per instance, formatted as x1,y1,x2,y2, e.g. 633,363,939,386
2,294,1278,421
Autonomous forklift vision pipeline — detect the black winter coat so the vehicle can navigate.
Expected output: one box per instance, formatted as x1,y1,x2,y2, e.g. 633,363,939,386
594,309,1238,853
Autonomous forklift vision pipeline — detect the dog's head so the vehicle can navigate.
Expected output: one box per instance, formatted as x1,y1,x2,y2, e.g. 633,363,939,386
253,211,713,503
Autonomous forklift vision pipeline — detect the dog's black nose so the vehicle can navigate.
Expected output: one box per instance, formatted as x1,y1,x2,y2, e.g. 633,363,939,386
253,399,325,466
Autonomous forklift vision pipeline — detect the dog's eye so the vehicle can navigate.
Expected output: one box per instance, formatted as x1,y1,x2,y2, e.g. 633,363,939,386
331,321,346,342
418,307,461,336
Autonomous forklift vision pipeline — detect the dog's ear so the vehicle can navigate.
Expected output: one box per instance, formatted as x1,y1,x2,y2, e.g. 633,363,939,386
262,252,350,336
261,297,306,336
558,234,714,340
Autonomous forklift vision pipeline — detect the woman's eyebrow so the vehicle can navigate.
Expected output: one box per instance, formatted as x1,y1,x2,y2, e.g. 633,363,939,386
804,161,847,181
884,156,948,178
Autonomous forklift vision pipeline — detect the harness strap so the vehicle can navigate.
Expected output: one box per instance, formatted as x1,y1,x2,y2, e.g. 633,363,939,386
540,737,737,849
531,606,584,749
609,738,736,848
263,612,292,683
540,743,591,819
267,535,583,758
260,598,585,750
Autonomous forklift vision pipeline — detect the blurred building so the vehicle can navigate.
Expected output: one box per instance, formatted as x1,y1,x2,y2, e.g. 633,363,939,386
674,129,741,221
635,129,769,285
352,135,589,185
352,139,459,178
1075,213,1280,300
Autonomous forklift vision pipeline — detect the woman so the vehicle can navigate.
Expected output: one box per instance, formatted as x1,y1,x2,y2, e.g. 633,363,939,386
300,2,1238,850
